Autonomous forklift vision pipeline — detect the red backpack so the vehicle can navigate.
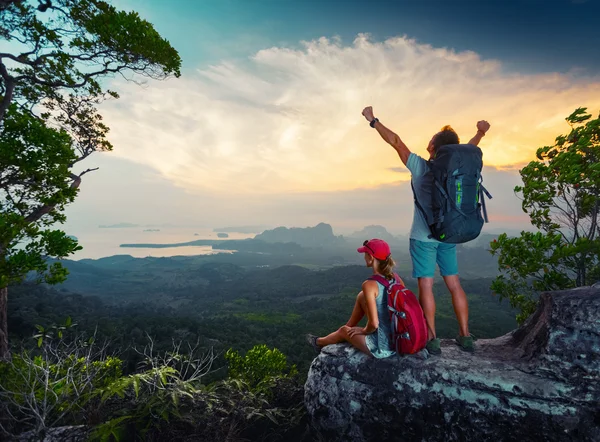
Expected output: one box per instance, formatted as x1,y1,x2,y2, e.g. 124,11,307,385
369,274,428,355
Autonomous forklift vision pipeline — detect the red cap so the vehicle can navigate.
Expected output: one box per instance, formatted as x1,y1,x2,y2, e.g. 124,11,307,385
357,238,391,260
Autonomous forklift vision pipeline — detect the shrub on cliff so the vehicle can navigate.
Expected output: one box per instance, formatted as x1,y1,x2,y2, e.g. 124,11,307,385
490,108,600,323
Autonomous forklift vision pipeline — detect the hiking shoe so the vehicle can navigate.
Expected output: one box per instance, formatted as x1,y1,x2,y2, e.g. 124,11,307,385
426,338,441,355
306,334,321,354
455,335,475,352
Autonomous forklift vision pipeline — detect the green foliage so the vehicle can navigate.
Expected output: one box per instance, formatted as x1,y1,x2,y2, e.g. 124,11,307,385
1,325,310,441
236,312,302,324
0,0,181,357
226,344,298,391
0,105,82,288
491,108,600,323
91,344,306,442
0,0,181,106
93,365,190,440
0,331,122,437
92,341,215,440
33,315,79,346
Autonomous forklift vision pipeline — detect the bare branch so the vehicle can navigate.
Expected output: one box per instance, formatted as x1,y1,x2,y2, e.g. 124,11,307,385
76,167,98,178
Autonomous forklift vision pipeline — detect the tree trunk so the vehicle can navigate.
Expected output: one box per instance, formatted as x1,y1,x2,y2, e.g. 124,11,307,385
0,285,8,359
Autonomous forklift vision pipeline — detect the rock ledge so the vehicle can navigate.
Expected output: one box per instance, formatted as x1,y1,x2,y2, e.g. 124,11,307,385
304,286,600,442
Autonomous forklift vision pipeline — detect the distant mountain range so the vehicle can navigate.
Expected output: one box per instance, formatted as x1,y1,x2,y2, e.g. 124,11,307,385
254,222,345,248
346,225,404,244
118,222,504,270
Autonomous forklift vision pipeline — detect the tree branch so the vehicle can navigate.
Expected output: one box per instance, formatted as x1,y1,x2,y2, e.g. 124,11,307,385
23,173,86,224
15,63,130,90
0,59,15,122
588,198,599,240
0,52,37,66
77,167,99,177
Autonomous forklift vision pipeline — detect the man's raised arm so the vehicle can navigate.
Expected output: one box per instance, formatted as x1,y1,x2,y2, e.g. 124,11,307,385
362,106,411,165
468,120,491,146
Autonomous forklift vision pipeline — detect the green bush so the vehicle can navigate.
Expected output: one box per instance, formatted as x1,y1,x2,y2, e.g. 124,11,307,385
226,344,298,391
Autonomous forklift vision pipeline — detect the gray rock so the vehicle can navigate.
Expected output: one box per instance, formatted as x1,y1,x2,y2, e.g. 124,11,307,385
12,426,89,442
304,286,600,442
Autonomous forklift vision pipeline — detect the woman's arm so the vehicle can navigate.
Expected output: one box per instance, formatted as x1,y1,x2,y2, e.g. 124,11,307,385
361,280,380,334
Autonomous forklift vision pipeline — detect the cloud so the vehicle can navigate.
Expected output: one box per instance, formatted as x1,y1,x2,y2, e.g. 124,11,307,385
101,34,600,198
388,167,410,174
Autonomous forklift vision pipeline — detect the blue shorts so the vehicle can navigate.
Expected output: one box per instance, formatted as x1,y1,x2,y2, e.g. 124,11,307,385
409,239,458,278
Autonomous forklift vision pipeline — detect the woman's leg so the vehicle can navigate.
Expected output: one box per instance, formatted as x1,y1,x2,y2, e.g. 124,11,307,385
345,291,367,327
317,326,372,356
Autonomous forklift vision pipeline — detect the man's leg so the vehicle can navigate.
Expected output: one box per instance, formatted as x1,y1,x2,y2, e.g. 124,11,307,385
410,239,438,340
418,277,436,339
443,275,469,337
437,243,471,340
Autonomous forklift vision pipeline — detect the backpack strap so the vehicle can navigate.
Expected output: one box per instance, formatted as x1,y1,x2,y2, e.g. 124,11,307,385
368,273,402,289
478,177,493,224
368,274,390,288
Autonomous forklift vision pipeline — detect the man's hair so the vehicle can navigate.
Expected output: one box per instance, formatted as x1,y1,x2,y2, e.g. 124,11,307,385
432,125,460,152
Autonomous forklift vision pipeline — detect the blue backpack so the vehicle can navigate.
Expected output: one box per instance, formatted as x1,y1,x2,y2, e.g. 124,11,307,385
412,144,492,244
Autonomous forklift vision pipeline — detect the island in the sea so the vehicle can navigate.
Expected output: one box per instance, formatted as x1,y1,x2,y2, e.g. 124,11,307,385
217,233,229,238
143,229,160,232
99,223,139,229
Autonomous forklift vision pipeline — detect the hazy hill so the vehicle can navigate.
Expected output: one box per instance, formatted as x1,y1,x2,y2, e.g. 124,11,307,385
347,225,400,244
254,222,345,247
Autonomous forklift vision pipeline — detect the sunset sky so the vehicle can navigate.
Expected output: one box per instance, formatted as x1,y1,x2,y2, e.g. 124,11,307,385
63,0,600,236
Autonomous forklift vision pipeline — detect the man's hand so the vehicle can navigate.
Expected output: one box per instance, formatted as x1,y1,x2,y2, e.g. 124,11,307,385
347,327,365,338
468,120,491,146
477,120,491,134
362,106,375,122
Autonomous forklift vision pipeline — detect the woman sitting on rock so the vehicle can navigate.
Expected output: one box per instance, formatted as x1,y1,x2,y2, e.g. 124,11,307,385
307,238,404,358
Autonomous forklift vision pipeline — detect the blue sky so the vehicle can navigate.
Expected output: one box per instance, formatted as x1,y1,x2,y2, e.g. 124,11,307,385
129,0,600,75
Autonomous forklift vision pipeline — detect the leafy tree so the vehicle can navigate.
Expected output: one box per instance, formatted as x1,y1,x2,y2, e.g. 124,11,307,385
490,108,600,323
0,0,181,358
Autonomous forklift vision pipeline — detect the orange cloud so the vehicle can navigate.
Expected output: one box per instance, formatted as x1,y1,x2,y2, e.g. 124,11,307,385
100,34,600,195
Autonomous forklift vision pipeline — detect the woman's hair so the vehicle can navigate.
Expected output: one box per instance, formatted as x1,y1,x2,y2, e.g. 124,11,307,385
375,255,396,280
432,125,460,152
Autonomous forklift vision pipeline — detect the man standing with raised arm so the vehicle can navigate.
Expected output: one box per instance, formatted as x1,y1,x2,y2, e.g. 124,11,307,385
361,106,490,354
